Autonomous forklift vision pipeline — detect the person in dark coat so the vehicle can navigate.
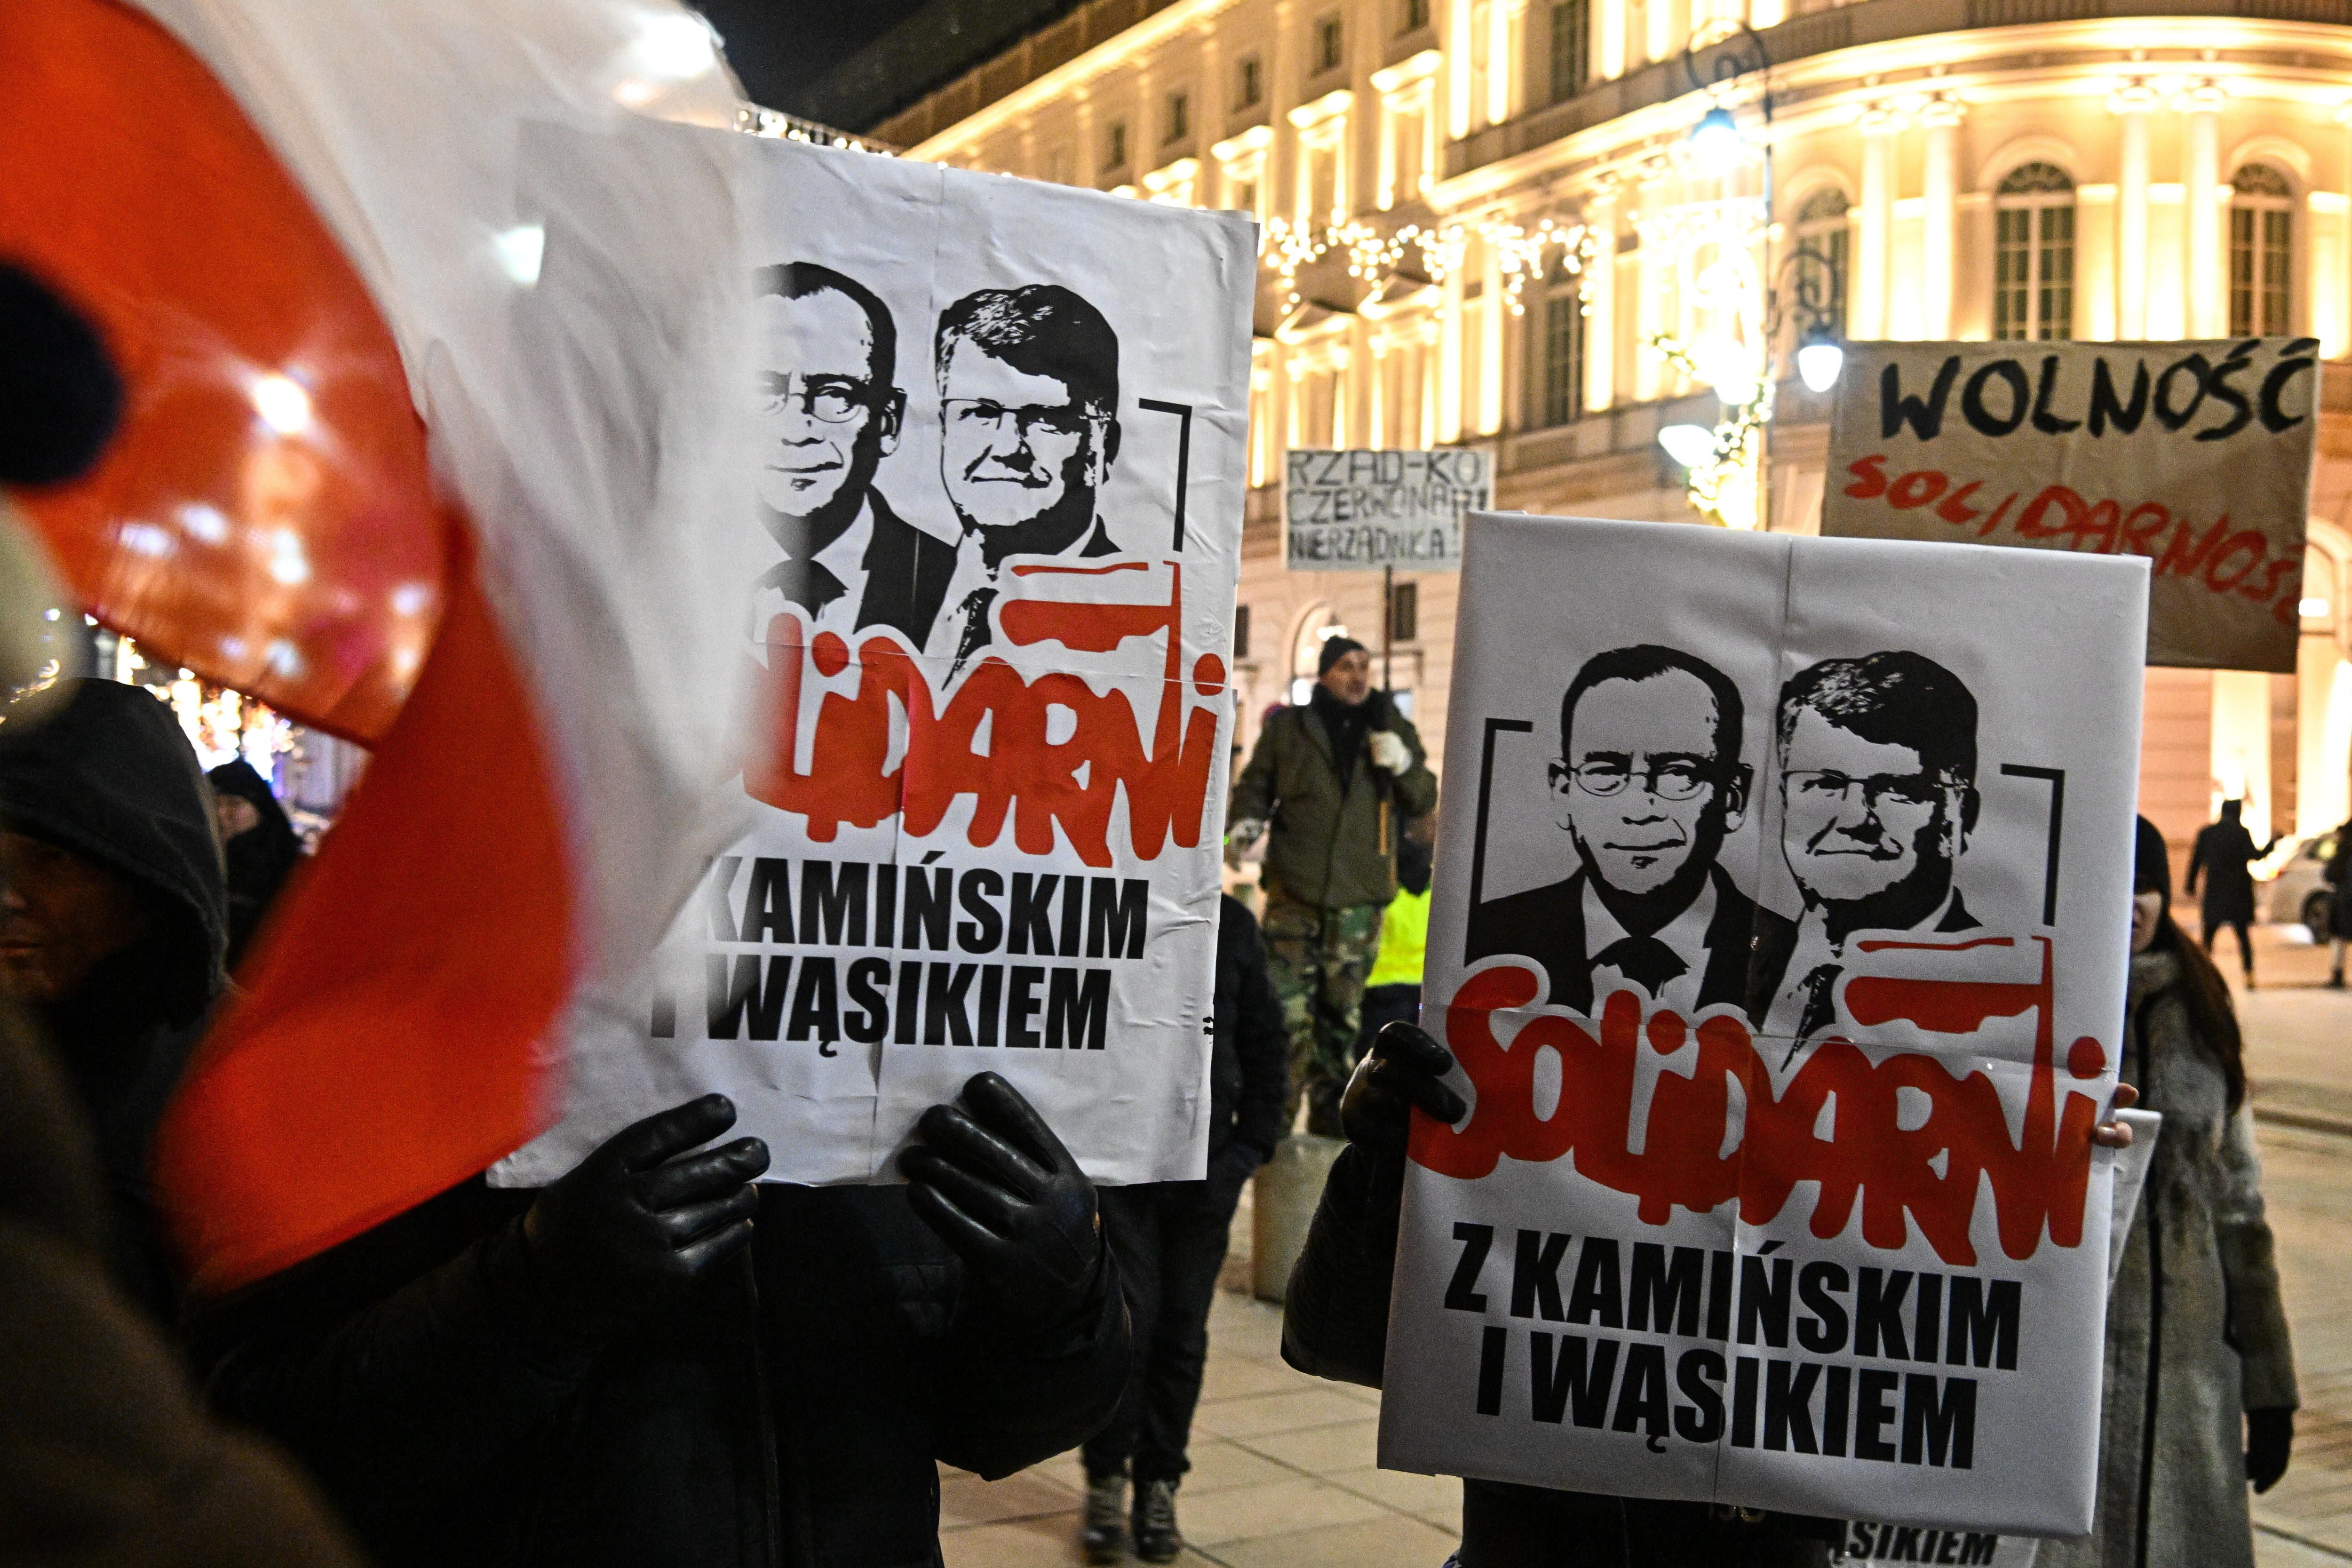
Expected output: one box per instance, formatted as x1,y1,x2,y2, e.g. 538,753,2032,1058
0,677,228,1316
2046,820,2296,1567
207,757,302,971
2328,816,2352,987
2186,800,2275,986
1081,893,1288,1563
191,1070,1132,1568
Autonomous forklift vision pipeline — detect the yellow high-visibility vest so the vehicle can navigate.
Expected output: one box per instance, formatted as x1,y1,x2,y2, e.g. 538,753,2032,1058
1366,886,1430,987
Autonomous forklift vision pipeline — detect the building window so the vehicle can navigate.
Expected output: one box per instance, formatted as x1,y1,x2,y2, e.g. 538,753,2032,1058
1536,257,1585,428
1166,91,1189,143
1388,581,1419,644
1992,162,2074,342
1234,604,1252,660
1104,120,1128,173
1401,0,1431,31
1314,13,1344,74
1549,0,1589,105
1236,54,1263,109
1791,186,1850,336
2230,163,2293,338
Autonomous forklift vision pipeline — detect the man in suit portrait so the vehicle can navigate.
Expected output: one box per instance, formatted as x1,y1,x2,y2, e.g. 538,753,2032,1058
1466,644,1762,1017
1750,650,1981,1051
926,284,1124,673
753,261,955,646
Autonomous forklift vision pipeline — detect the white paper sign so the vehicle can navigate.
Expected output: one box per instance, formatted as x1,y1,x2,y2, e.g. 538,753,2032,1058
1822,339,2318,673
1284,447,1490,571
1379,514,2147,1535
494,138,1255,1187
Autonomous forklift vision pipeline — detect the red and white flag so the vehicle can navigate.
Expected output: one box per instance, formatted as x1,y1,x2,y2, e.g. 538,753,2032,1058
0,0,768,1290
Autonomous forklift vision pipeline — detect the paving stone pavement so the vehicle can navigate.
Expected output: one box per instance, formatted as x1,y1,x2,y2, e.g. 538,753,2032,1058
944,922,2352,1567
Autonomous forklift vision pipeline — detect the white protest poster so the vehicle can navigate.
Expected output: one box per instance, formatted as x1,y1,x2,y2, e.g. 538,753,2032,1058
494,137,1255,1187
1284,447,1491,570
1821,339,2319,672
1377,514,2147,1535
1836,1520,2039,1564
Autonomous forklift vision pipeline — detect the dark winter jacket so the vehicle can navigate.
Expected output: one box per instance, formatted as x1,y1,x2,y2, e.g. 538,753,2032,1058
0,677,227,1313
2186,812,2270,926
0,1000,364,1568
1281,1145,1845,1564
1210,894,1288,1173
1230,691,1437,909
191,1177,1130,1568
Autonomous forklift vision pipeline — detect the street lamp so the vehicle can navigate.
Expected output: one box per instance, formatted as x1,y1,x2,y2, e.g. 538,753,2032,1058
1658,423,1717,470
1689,105,1741,171
1796,322,1845,394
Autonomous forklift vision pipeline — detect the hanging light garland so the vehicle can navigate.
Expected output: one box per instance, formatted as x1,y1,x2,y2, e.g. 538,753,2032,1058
1261,213,1596,319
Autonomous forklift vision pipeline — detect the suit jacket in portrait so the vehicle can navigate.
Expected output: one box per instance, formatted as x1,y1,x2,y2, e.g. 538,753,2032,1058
1743,889,1979,1027
1463,862,1762,1019
761,491,958,647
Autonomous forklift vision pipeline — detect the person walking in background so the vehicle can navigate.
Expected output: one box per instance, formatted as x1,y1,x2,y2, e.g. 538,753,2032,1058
2047,820,2296,1567
2188,799,2275,987
208,758,302,972
1356,820,1432,1056
1082,893,1287,1564
1227,637,1437,1135
2326,817,2352,987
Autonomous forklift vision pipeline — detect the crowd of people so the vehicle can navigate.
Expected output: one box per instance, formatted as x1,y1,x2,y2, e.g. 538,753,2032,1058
0,263,2306,1568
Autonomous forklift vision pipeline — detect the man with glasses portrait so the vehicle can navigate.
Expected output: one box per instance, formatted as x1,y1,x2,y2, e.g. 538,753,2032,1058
1466,644,1764,1018
753,262,957,645
1749,650,1982,1055
926,283,1125,674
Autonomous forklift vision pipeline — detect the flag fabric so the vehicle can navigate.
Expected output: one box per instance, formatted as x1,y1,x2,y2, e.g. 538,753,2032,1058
0,0,767,1291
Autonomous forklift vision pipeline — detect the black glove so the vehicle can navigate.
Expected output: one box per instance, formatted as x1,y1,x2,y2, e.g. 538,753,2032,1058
1206,1141,1267,1210
521,1093,770,1343
902,1072,1103,1333
1340,1020,1468,1162
2248,1406,2295,1493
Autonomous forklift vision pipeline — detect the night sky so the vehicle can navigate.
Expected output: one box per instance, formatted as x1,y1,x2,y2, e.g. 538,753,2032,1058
689,0,938,119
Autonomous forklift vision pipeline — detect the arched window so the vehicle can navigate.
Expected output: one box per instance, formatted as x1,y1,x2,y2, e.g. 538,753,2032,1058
2231,164,2294,338
1993,162,2074,341
1791,187,1850,337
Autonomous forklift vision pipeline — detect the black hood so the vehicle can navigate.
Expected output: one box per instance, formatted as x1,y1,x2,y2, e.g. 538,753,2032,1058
0,678,226,1023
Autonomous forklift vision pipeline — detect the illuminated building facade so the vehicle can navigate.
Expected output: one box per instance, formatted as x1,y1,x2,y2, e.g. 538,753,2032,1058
879,0,2352,860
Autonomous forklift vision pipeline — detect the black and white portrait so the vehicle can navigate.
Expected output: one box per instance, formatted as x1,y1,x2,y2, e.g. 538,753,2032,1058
1465,644,1761,1017
926,283,1125,671
1749,651,1983,1049
752,262,957,645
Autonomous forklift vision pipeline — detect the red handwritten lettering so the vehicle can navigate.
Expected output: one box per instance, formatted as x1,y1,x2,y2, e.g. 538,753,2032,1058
743,561,1220,866
1410,939,2098,1266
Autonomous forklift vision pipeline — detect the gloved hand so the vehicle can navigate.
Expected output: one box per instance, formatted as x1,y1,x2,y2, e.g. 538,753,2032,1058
1367,731,1412,775
1340,1020,1467,1162
1225,816,1266,868
1206,1141,1268,1210
2247,1406,2295,1492
521,1093,770,1343
903,1072,1103,1332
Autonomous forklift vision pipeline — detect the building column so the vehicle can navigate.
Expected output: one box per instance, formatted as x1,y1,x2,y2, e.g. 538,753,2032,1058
1488,0,1522,129
1919,97,1962,341
2183,80,2225,338
1584,185,1619,413
1439,264,1467,440
1634,218,1668,401
2114,80,2155,340
1447,0,1475,138
1478,235,1506,434
1598,0,1626,81
1644,0,1672,76
1854,104,1898,340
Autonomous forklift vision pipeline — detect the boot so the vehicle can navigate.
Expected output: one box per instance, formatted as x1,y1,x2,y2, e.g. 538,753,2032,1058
1081,1470,1127,1565
1132,1477,1182,1564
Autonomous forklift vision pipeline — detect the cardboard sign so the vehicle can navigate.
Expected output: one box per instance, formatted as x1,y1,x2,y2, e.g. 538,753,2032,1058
1284,447,1490,570
1822,339,2319,673
493,138,1254,1187
1379,514,2147,1536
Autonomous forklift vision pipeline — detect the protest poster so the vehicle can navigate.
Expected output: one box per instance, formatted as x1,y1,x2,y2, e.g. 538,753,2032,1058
1284,446,1490,570
1377,514,2148,1535
1821,338,2320,673
494,136,1255,1188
